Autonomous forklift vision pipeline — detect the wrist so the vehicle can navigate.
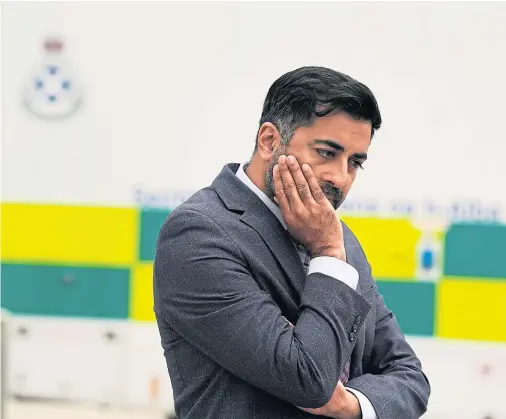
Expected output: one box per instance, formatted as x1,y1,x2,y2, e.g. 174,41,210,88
343,390,362,419
310,245,346,261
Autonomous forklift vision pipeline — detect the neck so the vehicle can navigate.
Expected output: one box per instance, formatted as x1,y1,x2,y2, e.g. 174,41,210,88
245,156,268,194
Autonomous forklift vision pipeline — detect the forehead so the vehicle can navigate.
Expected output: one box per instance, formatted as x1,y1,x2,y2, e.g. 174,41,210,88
292,112,372,151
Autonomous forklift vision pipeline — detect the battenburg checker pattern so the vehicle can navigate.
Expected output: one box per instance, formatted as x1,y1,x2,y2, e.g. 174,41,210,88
1,203,505,342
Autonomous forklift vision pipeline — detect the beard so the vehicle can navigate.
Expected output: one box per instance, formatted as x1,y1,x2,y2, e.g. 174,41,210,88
264,147,344,210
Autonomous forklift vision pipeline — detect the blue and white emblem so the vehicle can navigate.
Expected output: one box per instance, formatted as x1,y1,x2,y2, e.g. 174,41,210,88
23,37,82,119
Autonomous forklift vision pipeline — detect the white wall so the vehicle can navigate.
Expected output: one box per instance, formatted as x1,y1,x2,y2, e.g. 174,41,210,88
2,2,506,213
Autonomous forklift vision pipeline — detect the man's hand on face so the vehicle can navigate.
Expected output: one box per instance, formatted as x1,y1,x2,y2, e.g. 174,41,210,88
273,154,346,261
297,381,362,419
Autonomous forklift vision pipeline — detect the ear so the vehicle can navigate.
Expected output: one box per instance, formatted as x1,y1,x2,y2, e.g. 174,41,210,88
256,123,282,162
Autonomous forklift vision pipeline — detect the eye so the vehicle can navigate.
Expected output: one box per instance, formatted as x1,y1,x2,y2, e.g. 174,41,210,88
350,160,364,170
316,149,336,159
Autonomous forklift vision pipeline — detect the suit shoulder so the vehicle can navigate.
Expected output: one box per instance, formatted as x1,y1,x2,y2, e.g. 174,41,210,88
154,187,245,264
172,186,222,214
159,186,231,234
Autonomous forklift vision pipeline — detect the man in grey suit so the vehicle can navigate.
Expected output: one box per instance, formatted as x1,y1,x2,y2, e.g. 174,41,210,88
154,66,430,419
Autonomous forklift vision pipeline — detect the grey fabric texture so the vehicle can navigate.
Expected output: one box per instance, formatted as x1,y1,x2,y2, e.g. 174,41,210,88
153,163,430,419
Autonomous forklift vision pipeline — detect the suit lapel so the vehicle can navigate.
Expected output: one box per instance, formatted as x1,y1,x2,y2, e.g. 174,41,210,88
212,163,306,296
240,212,306,295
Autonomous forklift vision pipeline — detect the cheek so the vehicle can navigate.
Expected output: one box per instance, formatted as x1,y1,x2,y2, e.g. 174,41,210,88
288,148,313,165
343,173,357,193
309,167,325,183
285,140,313,159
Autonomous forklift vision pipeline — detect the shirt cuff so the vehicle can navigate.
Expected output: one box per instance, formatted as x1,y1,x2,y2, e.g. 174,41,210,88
307,257,359,290
346,388,378,419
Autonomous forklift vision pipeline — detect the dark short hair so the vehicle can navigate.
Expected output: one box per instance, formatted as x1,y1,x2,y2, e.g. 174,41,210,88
255,66,382,149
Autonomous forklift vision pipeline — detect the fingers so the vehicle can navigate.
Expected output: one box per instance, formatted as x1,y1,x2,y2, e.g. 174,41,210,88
273,164,290,212
275,154,330,210
285,156,317,205
301,163,330,206
278,155,304,208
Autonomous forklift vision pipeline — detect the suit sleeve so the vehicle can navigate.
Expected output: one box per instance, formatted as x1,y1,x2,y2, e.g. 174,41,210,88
153,208,372,408
345,276,431,419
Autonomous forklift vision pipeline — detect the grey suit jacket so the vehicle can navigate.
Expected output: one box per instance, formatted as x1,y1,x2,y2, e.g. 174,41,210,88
153,163,430,419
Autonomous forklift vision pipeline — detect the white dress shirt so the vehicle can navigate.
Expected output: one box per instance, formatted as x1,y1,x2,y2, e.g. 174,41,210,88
236,162,378,419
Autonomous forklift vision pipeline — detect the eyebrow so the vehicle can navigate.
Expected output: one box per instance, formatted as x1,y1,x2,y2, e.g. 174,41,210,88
312,139,368,160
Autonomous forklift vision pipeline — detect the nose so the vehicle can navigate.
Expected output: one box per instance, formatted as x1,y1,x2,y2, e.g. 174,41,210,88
325,160,348,189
